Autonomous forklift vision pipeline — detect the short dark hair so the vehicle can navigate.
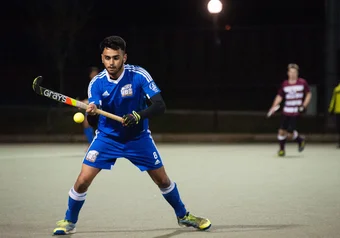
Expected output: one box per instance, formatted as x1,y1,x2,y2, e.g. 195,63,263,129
99,36,126,53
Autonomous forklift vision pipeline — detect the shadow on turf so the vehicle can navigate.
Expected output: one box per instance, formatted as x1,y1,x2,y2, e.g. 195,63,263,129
278,155,304,159
74,224,302,237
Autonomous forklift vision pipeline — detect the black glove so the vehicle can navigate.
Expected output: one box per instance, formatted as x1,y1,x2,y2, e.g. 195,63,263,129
122,111,141,127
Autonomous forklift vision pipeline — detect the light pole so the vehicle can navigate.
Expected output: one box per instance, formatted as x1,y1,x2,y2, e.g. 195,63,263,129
207,0,223,45
207,0,223,131
207,0,223,14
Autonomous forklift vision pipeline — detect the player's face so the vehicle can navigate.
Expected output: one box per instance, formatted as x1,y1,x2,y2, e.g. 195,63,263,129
288,68,298,79
101,48,127,79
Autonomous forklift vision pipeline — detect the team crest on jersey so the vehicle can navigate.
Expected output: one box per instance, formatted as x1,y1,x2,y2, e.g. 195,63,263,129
121,84,133,97
86,150,99,162
149,82,159,93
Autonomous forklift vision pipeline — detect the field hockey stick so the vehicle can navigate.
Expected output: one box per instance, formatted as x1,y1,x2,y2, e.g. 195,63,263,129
267,105,280,118
32,76,123,123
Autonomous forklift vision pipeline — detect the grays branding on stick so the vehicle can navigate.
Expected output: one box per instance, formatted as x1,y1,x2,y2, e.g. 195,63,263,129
32,76,123,123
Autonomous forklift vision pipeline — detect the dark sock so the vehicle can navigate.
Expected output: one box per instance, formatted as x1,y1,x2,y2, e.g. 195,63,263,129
279,139,286,150
294,136,303,144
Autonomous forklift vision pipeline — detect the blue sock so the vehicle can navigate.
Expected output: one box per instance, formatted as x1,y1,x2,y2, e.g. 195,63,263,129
161,181,187,218
83,127,94,144
65,187,86,224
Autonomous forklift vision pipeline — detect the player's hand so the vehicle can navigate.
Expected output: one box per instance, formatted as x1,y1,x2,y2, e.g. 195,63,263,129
122,111,141,127
299,106,306,113
86,103,97,115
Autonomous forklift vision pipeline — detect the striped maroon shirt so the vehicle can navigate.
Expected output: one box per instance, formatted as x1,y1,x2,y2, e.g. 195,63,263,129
278,78,310,116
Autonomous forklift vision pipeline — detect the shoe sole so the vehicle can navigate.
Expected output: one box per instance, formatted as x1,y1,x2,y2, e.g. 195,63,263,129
299,145,305,152
53,228,76,235
199,223,212,230
178,222,212,231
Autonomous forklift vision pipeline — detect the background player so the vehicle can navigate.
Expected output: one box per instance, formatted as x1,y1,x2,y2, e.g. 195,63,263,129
53,36,211,235
81,67,99,144
268,63,312,156
328,81,340,148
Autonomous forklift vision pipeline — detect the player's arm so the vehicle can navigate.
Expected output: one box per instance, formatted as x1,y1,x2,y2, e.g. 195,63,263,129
300,80,312,112
268,83,284,115
122,93,166,127
271,95,283,109
122,68,165,127
138,93,166,118
302,92,312,108
328,89,336,114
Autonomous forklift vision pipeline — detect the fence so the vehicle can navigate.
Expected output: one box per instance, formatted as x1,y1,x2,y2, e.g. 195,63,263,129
1,106,333,134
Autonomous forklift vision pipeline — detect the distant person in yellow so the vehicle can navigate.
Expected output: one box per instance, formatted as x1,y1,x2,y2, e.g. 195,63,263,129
328,82,340,148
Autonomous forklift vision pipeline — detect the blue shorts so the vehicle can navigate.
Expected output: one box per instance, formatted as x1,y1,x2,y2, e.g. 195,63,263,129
83,131,163,171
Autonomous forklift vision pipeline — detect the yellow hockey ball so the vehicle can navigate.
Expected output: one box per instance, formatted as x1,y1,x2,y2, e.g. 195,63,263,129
73,112,85,123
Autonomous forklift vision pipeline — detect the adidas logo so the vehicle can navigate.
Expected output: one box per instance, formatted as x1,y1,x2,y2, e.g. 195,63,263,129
102,91,110,96
155,159,160,165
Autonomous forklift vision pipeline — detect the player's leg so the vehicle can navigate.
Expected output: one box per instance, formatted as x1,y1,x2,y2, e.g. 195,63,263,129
291,130,305,152
124,135,211,230
336,114,340,148
288,116,305,152
53,164,101,235
147,166,211,230
278,129,287,156
278,116,289,156
53,133,122,235
278,116,290,155
147,166,186,218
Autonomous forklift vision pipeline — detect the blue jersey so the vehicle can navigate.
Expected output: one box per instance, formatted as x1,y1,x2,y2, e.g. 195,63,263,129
87,64,161,141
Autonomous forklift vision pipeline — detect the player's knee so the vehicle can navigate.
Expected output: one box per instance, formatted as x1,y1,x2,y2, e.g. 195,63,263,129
278,129,286,136
154,176,171,188
74,182,90,193
74,175,92,193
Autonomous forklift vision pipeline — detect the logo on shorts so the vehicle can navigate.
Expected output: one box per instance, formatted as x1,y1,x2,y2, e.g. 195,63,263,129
153,152,160,165
86,150,99,162
121,84,133,97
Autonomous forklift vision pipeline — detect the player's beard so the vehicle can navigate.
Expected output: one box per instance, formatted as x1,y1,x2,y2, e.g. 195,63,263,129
108,62,124,79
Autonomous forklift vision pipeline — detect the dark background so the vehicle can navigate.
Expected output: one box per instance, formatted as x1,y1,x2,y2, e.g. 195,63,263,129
2,0,334,111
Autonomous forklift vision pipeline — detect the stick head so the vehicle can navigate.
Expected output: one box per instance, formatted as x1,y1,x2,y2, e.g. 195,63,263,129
32,76,43,94
267,105,280,118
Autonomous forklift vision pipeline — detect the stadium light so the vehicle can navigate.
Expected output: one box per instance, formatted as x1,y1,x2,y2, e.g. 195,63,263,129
207,0,223,14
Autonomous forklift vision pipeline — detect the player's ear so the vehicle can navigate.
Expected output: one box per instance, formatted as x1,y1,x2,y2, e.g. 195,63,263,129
123,54,127,64
101,54,104,64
